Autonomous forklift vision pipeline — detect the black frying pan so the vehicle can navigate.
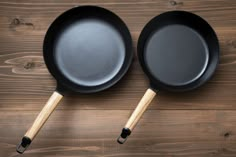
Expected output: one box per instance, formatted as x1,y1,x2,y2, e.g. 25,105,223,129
117,11,219,144
16,6,133,153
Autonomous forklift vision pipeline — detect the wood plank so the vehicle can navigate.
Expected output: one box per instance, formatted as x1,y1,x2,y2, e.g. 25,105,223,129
1,110,236,157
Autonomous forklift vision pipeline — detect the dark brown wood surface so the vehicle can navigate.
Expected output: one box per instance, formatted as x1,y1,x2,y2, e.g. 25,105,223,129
0,0,236,156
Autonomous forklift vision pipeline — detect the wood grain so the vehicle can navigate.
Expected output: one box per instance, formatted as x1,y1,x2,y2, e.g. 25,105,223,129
0,0,236,156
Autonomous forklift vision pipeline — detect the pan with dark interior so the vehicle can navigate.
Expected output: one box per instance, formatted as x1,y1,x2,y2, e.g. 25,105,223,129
117,11,219,144
16,6,133,153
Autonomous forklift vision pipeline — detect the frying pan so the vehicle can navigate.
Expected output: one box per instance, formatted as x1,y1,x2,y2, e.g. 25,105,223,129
16,6,133,153
117,11,219,144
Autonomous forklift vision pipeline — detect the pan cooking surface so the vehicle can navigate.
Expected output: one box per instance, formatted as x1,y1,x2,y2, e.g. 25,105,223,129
144,24,209,86
55,18,125,86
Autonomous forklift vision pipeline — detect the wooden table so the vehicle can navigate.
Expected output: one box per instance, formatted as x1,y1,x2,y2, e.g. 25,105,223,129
1,0,236,156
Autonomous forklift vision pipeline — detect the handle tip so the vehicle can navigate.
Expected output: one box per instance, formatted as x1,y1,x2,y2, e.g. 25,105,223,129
117,128,131,144
16,136,31,154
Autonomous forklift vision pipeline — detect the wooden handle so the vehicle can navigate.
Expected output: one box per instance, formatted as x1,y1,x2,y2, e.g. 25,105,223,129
125,88,156,130
25,91,63,139
117,88,156,144
16,91,63,154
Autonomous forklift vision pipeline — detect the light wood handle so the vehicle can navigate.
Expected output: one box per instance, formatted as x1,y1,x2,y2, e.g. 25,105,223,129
117,88,156,144
16,91,63,154
125,88,156,130
25,91,63,140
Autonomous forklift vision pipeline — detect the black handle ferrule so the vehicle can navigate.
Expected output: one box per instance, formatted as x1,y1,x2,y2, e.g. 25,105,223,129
117,128,131,144
16,136,32,154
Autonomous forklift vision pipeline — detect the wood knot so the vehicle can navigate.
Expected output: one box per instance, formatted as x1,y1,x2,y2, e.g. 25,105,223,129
12,18,20,25
169,0,183,7
5,55,47,75
224,132,230,138
10,18,34,30
170,0,177,6
24,62,35,69
219,148,228,153
227,40,236,48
